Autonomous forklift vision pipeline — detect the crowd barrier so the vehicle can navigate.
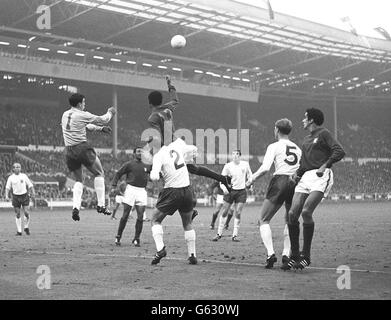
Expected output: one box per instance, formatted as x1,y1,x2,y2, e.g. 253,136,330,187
1,193,389,210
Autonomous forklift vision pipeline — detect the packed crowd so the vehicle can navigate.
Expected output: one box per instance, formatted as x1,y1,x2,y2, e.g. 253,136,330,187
1,148,390,201
1,94,390,200
1,99,390,159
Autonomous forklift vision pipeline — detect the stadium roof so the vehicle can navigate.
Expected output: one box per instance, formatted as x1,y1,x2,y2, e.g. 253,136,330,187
1,0,391,100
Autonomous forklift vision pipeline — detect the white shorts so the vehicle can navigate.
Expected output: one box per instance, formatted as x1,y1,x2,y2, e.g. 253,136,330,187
216,194,224,204
295,169,334,197
115,195,124,204
123,185,147,207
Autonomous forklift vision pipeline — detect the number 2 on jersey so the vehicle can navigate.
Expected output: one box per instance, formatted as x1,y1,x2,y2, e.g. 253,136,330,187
66,113,73,130
170,150,184,170
284,146,298,166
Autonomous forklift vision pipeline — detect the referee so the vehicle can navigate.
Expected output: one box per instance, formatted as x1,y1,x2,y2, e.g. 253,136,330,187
5,163,35,236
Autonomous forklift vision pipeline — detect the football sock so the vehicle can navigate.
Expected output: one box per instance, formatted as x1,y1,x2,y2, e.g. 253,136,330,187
117,217,128,239
15,217,22,233
211,211,219,225
184,229,196,257
24,215,30,228
94,177,105,207
288,221,300,259
225,211,233,227
282,224,291,257
186,164,225,183
217,215,227,235
232,218,240,237
151,224,164,251
302,222,315,258
260,224,274,256
72,182,83,210
135,218,143,239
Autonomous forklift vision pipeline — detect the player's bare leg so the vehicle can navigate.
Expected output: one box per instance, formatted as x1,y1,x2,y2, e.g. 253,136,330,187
179,209,197,264
14,207,22,236
224,205,234,230
232,202,245,242
210,203,223,229
282,203,292,263
86,157,111,215
283,192,308,270
296,191,324,269
111,203,120,220
133,205,145,246
258,199,283,268
21,205,31,235
213,201,231,241
151,209,168,265
115,203,132,246
71,167,83,221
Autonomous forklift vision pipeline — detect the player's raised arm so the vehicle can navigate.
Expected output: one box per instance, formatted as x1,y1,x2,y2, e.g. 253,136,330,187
89,107,116,126
86,123,112,133
163,76,179,112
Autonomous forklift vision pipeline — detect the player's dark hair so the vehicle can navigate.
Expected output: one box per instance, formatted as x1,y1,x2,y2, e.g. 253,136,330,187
133,146,143,153
306,108,324,126
275,118,292,135
233,149,241,156
69,93,85,107
148,91,163,106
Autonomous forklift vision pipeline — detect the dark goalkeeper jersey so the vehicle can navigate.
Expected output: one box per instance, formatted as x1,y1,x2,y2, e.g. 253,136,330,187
147,87,178,146
111,160,152,188
297,127,345,177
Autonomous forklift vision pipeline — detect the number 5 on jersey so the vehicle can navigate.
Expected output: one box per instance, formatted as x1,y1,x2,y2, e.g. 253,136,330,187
284,145,298,166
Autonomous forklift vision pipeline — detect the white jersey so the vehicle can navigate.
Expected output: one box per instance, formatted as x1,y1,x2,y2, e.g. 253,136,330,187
61,107,112,146
150,138,197,188
259,139,302,176
6,173,33,195
222,160,252,190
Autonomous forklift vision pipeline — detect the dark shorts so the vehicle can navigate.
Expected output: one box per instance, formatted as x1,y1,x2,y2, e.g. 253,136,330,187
156,186,194,216
266,175,296,205
65,142,97,171
223,189,247,204
12,193,30,208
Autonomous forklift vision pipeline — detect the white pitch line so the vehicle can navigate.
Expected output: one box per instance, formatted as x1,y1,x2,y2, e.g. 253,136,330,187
4,249,390,275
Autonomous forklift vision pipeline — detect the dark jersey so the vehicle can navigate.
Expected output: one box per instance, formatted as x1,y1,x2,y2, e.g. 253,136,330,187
111,160,152,188
297,127,345,177
147,87,178,146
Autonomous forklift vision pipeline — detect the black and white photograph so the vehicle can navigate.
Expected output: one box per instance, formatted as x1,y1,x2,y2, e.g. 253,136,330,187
0,0,390,308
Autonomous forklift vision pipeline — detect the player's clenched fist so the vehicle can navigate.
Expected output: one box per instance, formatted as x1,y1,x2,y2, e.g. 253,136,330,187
108,107,116,115
101,126,112,134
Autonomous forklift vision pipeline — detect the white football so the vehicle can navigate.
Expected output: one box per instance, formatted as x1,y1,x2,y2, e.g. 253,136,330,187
171,35,186,49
